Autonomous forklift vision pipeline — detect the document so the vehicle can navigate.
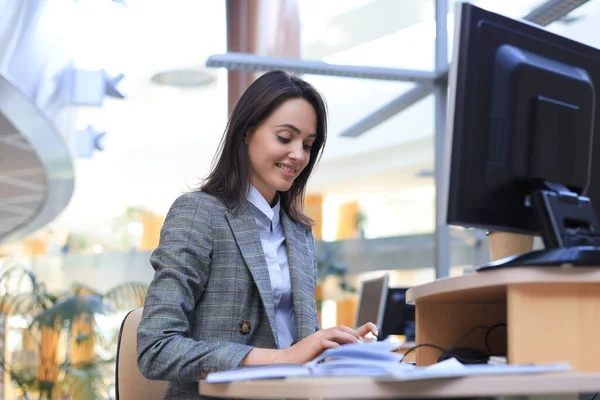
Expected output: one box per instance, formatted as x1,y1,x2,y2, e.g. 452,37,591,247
205,341,572,383
397,358,571,381
206,341,405,383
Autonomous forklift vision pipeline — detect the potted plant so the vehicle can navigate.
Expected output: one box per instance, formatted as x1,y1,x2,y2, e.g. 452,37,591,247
0,260,148,399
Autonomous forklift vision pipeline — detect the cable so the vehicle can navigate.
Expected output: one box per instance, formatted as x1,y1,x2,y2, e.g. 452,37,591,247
589,393,598,400
434,324,491,362
448,323,507,357
484,323,507,356
402,322,507,364
448,324,490,350
401,343,446,363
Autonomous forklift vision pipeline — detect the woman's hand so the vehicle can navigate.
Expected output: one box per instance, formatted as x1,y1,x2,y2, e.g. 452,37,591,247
356,322,378,342
277,325,363,364
241,323,379,366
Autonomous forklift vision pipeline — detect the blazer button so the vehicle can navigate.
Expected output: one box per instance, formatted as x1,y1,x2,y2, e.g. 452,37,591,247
239,320,251,335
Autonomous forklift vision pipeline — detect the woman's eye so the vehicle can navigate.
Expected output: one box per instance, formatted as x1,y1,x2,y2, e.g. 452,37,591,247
303,144,313,151
277,136,291,144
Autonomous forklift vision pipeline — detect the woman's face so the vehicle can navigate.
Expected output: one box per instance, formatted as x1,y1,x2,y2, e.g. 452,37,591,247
246,98,317,205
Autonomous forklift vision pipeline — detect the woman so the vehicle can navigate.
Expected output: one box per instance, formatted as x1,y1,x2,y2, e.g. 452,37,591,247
137,70,377,399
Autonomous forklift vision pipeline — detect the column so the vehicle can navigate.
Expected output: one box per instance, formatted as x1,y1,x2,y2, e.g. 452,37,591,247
305,194,323,241
336,201,360,240
226,0,301,113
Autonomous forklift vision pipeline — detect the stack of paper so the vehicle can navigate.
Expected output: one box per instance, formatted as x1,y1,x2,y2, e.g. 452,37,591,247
205,341,571,383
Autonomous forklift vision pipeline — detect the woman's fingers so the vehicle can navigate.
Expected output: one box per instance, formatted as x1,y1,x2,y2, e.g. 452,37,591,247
319,339,341,351
324,330,360,345
356,322,378,339
333,324,363,340
322,325,363,345
364,331,378,342
286,324,377,364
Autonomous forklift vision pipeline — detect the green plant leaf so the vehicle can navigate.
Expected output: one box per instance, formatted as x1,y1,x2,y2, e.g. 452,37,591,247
32,294,109,328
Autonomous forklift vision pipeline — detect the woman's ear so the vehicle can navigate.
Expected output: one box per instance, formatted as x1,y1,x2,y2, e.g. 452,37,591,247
244,129,255,146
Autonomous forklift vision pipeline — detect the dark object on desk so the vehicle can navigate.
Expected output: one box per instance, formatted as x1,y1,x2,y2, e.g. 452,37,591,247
478,246,600,271
438,347,490,365
445,2,600,269
379,288,415,341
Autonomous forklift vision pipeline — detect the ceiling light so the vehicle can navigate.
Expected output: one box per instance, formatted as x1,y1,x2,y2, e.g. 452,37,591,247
150,68,216,88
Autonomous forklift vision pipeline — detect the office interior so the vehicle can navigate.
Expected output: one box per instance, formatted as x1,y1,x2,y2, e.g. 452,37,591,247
0,0,599,398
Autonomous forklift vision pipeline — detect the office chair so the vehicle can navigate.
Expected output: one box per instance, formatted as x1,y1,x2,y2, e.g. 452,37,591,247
115,308,168,400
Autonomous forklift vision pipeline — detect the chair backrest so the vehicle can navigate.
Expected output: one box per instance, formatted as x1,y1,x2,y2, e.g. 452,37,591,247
115,308,168,400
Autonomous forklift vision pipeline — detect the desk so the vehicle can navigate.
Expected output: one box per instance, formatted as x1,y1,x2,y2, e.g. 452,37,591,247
199,371,600,399
405,267,600,369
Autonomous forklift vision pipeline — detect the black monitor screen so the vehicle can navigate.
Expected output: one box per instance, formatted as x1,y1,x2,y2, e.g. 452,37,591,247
445,2,600,236
380,288,415,341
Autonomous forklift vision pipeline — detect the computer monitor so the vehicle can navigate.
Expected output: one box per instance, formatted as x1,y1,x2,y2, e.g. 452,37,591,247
354,274,389,330
380,288,416,341
445,2,600,268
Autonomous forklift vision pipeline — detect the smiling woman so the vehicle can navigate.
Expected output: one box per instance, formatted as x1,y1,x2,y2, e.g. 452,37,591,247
136,70,379,399
245,98,318,206
201,70,327,227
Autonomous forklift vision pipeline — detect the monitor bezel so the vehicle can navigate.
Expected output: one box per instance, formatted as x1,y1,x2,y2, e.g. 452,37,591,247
354,273,390,331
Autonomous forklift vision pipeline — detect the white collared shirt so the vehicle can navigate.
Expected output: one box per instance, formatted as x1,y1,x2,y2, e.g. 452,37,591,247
247,186,297,348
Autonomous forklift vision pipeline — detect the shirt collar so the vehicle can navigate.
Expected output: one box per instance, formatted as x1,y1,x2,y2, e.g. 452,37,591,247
247,185,280,226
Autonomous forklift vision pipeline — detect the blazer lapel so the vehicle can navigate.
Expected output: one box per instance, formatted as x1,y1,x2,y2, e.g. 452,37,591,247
280,212,316,341
225,203,278,345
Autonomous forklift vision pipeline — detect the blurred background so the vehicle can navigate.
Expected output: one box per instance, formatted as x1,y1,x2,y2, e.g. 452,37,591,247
0,0,597,398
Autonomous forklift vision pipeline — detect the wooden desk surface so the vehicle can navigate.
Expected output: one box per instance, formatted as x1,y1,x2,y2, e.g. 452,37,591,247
199,372,600,399
405,267,600,369
406,267,600,304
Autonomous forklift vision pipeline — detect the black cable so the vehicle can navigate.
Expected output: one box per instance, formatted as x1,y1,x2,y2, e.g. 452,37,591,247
484,323,507,356
401,343,446,363
434,324,490,362
401,322,507,364
448,324,490,350
447,323,507,357
589,393,598,400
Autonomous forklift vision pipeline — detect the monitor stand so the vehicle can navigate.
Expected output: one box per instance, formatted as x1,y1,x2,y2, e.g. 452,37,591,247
478,182,600,271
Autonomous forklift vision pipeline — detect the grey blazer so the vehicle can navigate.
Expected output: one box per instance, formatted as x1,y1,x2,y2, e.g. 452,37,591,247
137,191,320,399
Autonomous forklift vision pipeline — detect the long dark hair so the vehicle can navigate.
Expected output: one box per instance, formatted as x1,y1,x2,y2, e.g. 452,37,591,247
201,70,327,228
